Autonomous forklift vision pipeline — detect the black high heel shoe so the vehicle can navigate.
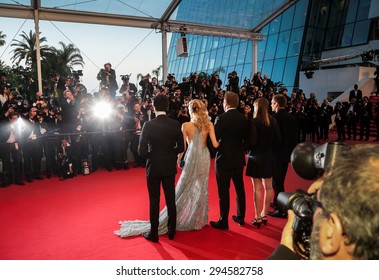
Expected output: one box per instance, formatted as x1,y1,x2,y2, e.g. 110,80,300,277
251,218,262,228
260,215,268,226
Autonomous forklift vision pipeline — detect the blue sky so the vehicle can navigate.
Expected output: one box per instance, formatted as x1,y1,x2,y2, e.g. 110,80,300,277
0,16,169,93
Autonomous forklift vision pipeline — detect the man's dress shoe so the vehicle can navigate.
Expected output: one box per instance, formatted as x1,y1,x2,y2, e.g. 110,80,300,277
232,215,245,226
210,221,229,230
168,231,175,240
143,232,159,243
267,209,288,219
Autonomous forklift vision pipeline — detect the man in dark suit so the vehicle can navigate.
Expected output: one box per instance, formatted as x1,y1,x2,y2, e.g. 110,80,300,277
138,94,184,242
0,111,24,186
359,96,373,141
268,94,298,218
349,84,362,102
210,91,248,229
21,107,44,183
97,63,118,99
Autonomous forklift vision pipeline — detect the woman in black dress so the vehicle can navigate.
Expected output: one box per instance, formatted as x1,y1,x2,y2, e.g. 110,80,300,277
245,98,281,228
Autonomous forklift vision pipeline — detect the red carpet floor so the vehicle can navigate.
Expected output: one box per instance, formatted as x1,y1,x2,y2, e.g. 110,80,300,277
0,157,314,260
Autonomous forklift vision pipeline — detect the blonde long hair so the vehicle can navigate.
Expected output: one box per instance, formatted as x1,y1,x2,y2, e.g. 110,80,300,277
188,99,211,131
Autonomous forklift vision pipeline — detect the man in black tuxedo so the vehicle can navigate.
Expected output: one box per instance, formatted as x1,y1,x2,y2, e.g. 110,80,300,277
210,91,248,229
268,94,298,218
349,84,362,102
138,94,184,242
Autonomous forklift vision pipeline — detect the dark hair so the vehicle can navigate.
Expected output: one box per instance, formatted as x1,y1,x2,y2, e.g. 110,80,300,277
153,93,169,112
273,94,287,108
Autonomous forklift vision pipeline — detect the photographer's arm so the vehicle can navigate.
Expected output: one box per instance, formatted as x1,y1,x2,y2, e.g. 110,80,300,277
268,210,300,260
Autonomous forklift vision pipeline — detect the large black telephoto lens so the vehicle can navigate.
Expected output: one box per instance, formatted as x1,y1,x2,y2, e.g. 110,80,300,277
278,190,314,258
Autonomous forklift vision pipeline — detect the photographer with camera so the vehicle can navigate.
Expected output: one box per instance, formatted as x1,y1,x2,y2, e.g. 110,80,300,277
139,74,154,101
226,71,239,94
119,74,137,97
177,105,190,125
269,143,379,260
97,63,118,99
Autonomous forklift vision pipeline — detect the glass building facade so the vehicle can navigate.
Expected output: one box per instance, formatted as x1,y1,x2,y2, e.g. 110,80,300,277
168,0,376,93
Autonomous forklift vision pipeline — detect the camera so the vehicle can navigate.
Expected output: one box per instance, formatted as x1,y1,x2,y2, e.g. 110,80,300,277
278,142,348,258
120,74,131,81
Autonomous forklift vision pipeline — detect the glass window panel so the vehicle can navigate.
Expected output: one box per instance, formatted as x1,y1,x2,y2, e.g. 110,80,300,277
215,48,224,69
237,41,248,65
212,37,220,49
200,37,208,53
280,6,294,31
292,0,308,28
195,38,202,54
276,30,290,58
262,60,274,78
222,46,232,67
356,0,370,21
269,14,282,35
288,28,303,56
242,63,252,80
324,26,339,49
282,57,299,89
192,54,199,72
198,53,205,71
225,38,233,48
182,56,189,73
235,65,244,81
203,55,210,71
245,41,252,63
352,20,370,45
264,33,279,60
345,0,358,23
257,38,267,62
257,61,263,74
187,55,194,73
328,0,344,27
229,47,238,68
341,23,354,47
272,58,285,83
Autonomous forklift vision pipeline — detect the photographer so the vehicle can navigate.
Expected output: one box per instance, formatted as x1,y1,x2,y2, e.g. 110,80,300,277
269,144,379,260
97,63,118,99
226,71,239,94
177,105,190,125
139,74,154,101
119,74,137,97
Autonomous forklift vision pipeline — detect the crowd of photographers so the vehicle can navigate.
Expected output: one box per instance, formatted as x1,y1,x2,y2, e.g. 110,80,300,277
1,67,378,187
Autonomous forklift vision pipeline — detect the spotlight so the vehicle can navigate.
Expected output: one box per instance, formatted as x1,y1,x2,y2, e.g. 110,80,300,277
92,101,113,119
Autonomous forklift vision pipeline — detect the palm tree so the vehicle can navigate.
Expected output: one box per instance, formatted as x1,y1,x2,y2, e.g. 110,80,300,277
151,65,162,79
43,41,84,77
10,30,51,72
0,31,6,47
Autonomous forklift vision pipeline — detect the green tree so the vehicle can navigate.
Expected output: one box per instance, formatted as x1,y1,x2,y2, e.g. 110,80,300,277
10,30,51,73
43,41,84,78
0,30,6,47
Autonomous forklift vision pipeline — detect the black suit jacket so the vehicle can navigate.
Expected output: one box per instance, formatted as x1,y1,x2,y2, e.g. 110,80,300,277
138,115,184,177
272,109,298,162
214,109,248,169
349,89,362,101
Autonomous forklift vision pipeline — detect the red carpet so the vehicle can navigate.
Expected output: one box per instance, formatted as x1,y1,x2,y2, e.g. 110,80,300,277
0,157,314,260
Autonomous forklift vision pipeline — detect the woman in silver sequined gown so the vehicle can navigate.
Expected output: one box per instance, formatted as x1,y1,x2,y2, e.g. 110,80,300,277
115,99,219,237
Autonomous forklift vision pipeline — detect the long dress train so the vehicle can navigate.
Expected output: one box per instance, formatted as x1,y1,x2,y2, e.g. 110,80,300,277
114,127,210,237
